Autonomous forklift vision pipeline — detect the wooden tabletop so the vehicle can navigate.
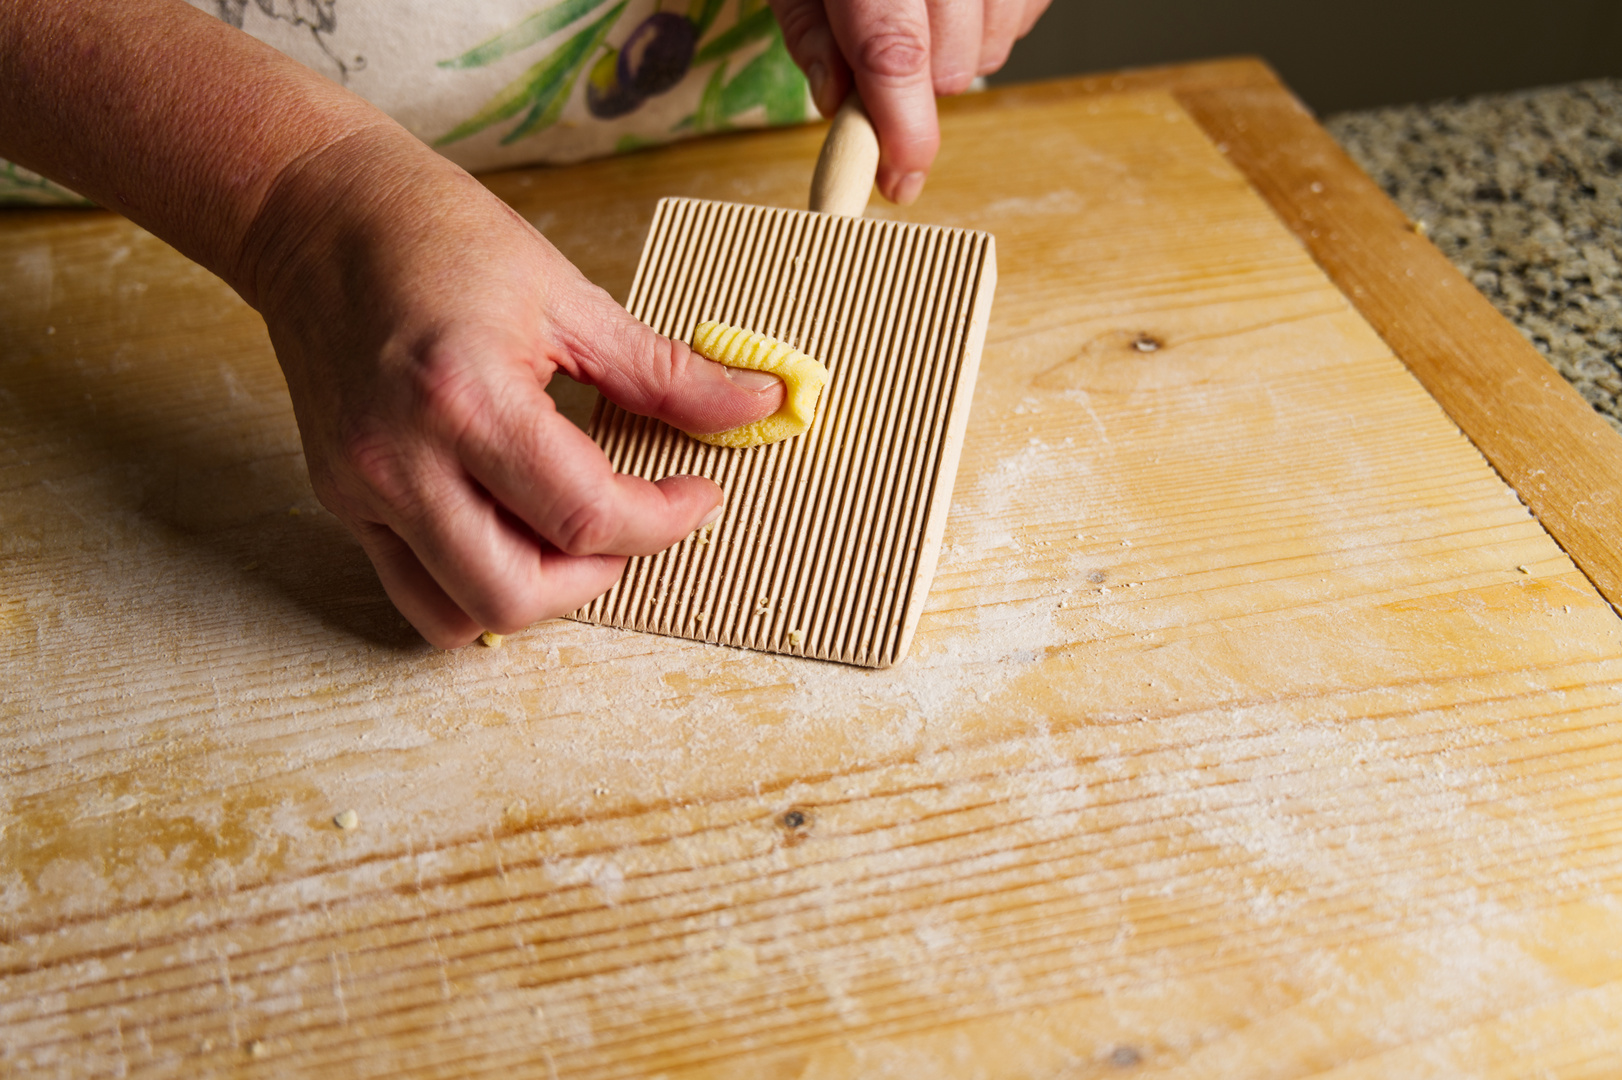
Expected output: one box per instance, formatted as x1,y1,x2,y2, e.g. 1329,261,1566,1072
4,60,1622,1078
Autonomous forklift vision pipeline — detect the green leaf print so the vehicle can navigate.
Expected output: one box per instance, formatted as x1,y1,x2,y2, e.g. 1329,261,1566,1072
690,0,727,37
435,0,627,146
691,5,776,67
438,0,611,70
717,34,807,126
693,59,730,130
0,160,92,206
674,19,808,136
437,1,807,151
614,133,665,153
668,60,727,133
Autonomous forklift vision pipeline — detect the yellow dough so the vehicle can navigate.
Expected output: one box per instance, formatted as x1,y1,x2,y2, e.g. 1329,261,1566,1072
687,321,830,448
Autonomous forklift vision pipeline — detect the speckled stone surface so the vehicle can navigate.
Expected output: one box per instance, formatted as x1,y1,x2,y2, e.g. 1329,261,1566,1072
1327,80,1622,436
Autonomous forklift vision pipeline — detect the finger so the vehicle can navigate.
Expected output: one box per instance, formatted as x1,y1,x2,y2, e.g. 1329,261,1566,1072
768,0,852,117
363,449,631,632
977,0,1025,75
349,518,483,648
554,301,785,434
458,382,729,558
1018,0,1050,38
925,0,981,95
822,0,939,205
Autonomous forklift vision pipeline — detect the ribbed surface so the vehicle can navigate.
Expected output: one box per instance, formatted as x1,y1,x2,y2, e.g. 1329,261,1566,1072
576,197,996,667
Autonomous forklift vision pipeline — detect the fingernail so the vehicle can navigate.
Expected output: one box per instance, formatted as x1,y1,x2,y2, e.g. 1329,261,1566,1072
807,61,829,114
724,367,782,392
894,171,926,206
701,501,724,527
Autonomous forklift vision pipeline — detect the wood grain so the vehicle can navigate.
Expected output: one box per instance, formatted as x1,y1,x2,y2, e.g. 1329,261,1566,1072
3,67,1621,1078
1171,61,1622,614
581,198,995,667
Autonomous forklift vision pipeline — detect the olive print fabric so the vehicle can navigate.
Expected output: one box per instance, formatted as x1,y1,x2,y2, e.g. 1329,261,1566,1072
0,0,814,205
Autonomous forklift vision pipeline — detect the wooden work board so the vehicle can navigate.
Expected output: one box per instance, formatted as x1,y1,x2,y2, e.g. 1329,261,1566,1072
4,59,1622,1077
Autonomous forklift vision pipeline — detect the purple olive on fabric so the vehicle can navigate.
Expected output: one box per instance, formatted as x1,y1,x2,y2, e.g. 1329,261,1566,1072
586,47,643,119
617,12,698,98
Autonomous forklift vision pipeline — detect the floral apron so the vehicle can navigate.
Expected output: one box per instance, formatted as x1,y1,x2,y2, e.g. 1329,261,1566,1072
1,0,813,205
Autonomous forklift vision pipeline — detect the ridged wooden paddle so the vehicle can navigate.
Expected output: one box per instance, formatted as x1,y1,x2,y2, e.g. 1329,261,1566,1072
576,98,998,668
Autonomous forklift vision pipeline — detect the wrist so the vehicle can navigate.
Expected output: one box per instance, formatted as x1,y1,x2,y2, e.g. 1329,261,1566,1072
232,121,441,314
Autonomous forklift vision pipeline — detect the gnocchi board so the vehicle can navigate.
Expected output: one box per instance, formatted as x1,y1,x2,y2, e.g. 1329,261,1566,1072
580,197,995,668
4,59,1622,1078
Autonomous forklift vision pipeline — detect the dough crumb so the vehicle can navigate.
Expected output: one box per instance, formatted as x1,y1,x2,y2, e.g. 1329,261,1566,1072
788,628,805,647
693,611,708,626
247,1040,268,1059
1517,565,1532,575
479,631,504,647
333,809,359,831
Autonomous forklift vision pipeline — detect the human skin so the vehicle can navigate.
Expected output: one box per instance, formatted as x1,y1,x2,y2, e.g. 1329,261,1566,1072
0,0,1047,647
769,0,1051,205
0,0,787,647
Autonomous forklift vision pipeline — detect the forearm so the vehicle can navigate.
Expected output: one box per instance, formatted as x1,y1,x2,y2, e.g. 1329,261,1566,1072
0,0,419,303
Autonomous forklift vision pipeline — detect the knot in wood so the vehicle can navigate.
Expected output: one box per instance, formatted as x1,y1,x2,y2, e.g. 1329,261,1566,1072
1108,1045,1143,1067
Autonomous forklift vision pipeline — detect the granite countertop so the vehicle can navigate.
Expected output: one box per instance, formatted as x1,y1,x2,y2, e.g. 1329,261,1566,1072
1327,79,1622,437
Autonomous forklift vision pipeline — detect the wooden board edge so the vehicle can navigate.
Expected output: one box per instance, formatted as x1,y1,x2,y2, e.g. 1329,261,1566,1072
1150,74,1622,615
970,56,1283,114
891,237,998,668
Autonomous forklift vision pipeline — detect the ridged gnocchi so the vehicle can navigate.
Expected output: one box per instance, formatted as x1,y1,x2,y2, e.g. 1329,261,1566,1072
686,321,830,448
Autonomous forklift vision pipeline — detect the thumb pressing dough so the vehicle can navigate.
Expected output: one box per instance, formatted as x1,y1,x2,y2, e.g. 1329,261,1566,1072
687,321,830,448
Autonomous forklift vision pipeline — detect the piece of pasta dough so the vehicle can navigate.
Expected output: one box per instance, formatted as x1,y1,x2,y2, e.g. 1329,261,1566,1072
687,321,830,448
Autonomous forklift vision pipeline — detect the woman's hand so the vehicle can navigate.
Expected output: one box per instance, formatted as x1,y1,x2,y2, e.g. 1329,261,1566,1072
245,128,783,647
769,0,1051,204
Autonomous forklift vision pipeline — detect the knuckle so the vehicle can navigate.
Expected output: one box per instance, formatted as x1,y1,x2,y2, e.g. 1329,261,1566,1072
552,494,620,556
649,334,689,413
330,345,497,522
338,421,411,504
334,419,447,532
856,22,930,80
414,349,493,447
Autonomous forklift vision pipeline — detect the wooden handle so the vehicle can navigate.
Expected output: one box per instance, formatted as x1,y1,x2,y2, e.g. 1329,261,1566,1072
809,95,879,217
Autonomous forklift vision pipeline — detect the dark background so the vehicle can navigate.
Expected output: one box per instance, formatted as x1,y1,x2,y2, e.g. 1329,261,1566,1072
991,0,1621,113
